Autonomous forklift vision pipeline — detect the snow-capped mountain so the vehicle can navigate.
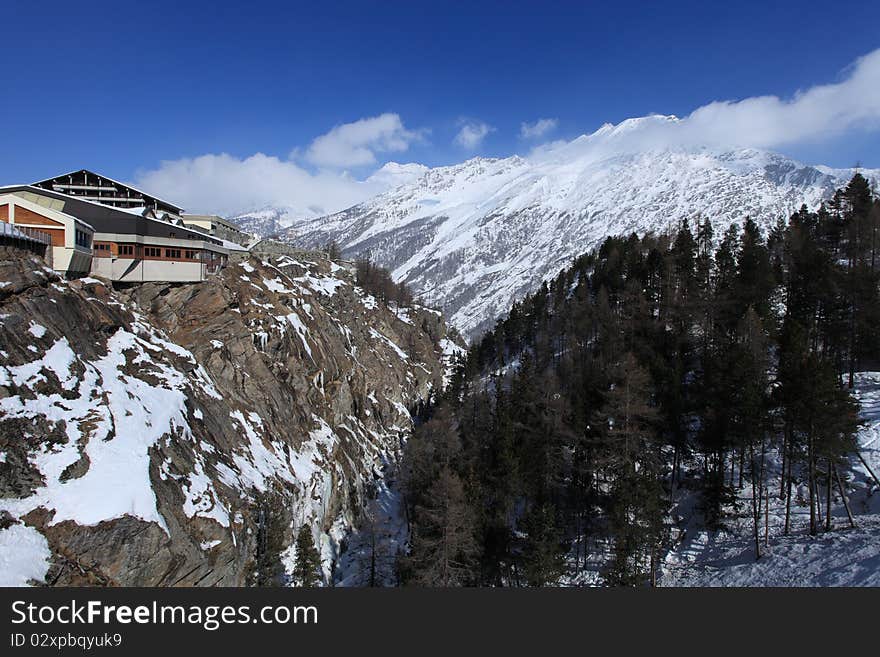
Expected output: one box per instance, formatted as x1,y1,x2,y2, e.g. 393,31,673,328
231,162,429,237
284,115,879,339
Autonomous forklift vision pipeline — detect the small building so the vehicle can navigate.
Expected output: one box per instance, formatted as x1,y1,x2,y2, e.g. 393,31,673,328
0,188,94,276
0,185,227,283
181,214,253,246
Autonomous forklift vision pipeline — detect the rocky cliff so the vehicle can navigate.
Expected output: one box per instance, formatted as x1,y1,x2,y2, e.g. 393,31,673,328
0,249,461,586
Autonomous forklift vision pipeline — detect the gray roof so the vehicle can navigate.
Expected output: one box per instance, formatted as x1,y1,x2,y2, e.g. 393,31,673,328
0,185,224,246
32,169,184,215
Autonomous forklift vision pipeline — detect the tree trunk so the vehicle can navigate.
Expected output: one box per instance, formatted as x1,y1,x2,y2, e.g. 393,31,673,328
779,424,788,499
808,431,817,536
671,444,679,501
728,448,734,487
825,459,833,532
749,443,761,560
833,463,856,529
857,451,880,488
738,447,745,490
784,433,793,536
369,524,377,587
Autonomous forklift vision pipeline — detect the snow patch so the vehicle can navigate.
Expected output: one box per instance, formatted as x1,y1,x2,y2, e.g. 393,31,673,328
0,524,51,587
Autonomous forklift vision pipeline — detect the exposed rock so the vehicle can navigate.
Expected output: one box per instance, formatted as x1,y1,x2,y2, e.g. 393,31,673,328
0,249,461,586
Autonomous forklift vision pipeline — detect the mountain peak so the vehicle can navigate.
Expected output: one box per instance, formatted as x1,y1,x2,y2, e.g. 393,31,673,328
284,146,878,339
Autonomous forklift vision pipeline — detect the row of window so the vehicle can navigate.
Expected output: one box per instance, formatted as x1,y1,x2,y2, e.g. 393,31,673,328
90,241,218,262
139,246,201,260
75,229,92,248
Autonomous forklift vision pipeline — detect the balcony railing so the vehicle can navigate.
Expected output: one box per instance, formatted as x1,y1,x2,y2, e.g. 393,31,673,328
0,221,51,245
0,222,53,267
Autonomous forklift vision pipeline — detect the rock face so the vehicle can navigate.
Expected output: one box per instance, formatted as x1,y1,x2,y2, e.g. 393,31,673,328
0,249,460,586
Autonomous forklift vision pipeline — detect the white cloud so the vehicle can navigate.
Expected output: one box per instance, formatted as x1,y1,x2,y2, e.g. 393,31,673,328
131,113,431,221
454,119,494,149
133,153,399,220
558,48,880,157
520,118,558,139
304,113,424,168
132,49,880,224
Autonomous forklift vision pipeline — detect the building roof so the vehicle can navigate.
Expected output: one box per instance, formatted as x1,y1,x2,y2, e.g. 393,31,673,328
0,188,95,231
0,185,224,247
32,169,184,215
182,213,249,233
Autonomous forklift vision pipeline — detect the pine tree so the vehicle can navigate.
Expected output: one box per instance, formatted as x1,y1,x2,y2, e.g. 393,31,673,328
520,503,566,586
406,467,477,586
597,353,666,585
292,525,322,587
395,178,876,586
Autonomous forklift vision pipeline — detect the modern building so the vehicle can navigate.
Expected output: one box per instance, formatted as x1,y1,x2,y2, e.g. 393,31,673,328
182,214,253,246
33,169,184,219
1,184,228,282
0,188,94,276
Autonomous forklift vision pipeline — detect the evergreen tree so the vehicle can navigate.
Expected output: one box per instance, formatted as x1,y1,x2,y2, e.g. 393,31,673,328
520,503,566,586
397,177,873,586
405,467,477,586
292,525,322,587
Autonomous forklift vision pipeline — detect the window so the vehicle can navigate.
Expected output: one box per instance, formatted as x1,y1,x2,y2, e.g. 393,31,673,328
165,248,181,259
75,229,92,248
145,247,161,257
95,243,111,251
185,250,198,260
119,244,134,256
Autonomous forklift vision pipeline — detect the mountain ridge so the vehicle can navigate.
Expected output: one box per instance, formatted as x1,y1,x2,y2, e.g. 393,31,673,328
273,118,878,339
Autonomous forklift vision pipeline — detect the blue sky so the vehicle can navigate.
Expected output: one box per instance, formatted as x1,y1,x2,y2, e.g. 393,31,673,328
3,0,880,213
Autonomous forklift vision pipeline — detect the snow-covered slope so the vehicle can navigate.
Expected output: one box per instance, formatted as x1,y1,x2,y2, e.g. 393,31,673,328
660,371,880,587
285,115,879,339
231,162,429,238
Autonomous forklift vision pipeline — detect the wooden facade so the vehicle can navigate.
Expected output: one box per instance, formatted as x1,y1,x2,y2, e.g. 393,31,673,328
93,240,207,263
3,174,231,282
0,192,94,276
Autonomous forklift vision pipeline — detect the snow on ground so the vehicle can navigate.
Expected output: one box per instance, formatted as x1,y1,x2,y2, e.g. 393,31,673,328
0,330,204,533
660,371,880,587
439,337,465,386
0,523,51,586
333,462,408,587
662,516,880,586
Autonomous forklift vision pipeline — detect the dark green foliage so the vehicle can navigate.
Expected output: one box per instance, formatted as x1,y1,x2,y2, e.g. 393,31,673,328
292,525,322,587
399,175,874,586
520,503,566,586
250,491,288,587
